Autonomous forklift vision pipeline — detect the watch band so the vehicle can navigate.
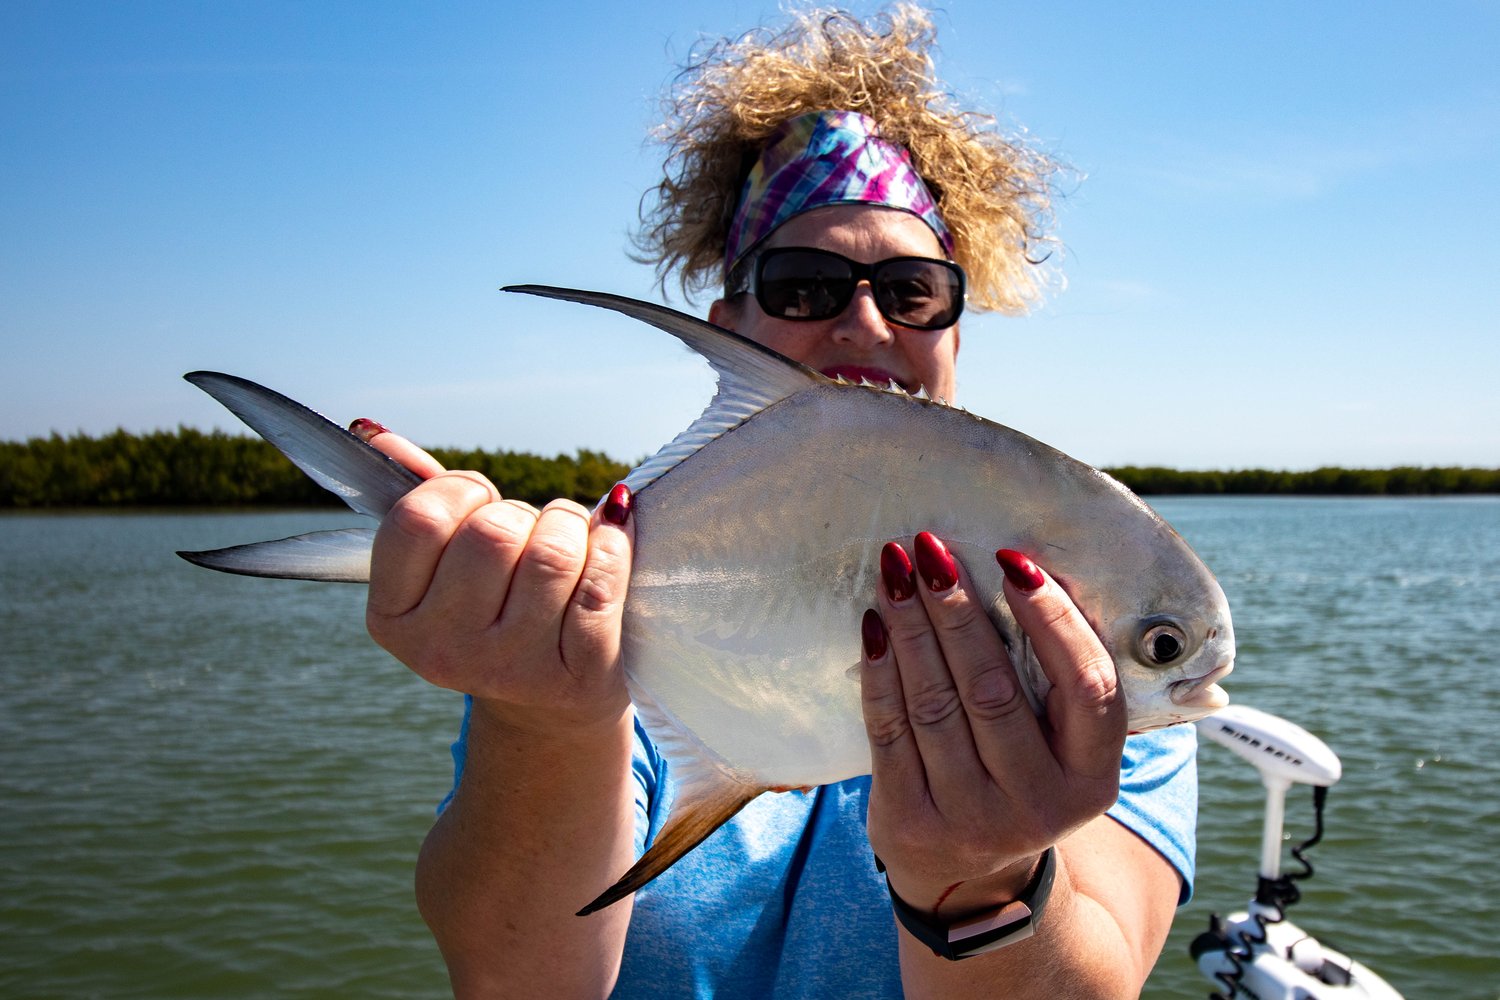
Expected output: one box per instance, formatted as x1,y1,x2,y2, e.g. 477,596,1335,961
880,847,1057,961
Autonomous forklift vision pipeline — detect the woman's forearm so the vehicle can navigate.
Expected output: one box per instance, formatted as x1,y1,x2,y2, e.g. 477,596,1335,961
416,700,639,999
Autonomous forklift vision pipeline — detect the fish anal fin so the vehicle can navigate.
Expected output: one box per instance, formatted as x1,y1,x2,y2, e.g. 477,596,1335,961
576,777,764,917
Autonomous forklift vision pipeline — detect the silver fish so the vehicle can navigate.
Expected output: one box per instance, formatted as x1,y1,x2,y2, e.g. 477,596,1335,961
180,285,1234,915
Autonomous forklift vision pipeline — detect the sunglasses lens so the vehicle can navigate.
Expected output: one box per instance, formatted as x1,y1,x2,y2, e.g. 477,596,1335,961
751,249,964,329
873,260,963,329
757,250,856,320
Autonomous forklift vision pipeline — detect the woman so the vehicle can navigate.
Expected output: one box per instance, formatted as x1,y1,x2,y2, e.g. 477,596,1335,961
357,7,1194,997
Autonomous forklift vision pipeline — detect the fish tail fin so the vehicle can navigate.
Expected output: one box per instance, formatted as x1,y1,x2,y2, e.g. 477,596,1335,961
576,774,764,917
177,527,377,583
183,371,423,521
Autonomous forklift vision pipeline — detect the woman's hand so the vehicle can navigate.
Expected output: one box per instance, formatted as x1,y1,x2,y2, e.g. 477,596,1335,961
351,419,636,732
858,532,1127,916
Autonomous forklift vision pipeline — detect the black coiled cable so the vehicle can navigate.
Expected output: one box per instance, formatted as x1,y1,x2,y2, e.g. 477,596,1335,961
1198,784,1329,1000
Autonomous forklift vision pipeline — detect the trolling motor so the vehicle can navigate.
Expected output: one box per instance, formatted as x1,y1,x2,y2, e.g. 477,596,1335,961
1190,705,1406,999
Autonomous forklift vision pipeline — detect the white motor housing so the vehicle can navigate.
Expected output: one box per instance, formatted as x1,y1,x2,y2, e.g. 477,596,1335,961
1196,703,1342,786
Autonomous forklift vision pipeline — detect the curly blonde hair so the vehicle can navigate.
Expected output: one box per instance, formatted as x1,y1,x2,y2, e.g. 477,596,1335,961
635,3,1060,314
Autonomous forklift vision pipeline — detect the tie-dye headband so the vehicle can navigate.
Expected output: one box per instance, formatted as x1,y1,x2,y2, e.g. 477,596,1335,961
724,110,953,280
723,110,948,280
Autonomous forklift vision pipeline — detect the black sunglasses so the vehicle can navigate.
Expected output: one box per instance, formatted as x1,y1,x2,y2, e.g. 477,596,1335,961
727,247,966,331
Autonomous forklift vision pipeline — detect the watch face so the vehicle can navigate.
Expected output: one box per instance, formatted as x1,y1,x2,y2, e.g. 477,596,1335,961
891,846,1057,960
951,900,1034,948
961,918,1038,958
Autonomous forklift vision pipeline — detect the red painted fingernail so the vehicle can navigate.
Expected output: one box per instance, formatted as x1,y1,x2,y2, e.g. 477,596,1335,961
913,531,958,592
348,417,390,443
880,542,916,602
995,548,1045,591
602,483,632,526
861,608,888,660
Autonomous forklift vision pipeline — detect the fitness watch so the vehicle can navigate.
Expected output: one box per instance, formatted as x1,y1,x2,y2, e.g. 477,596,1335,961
879,847,1057,961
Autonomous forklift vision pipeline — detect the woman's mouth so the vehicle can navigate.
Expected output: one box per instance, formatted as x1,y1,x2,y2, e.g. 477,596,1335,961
820,365,910,392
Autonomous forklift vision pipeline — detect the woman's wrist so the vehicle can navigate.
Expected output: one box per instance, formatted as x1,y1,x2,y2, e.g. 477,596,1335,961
469,693,632,748
883,849,1059,960
884,850,1049,922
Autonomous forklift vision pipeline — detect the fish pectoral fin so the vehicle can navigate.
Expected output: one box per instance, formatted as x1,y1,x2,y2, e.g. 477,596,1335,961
576,776,765,917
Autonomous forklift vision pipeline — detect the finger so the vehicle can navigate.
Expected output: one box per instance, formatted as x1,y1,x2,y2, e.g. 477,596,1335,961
558,483,636,680
902,534,1049,791
367,471,502,620
349,417,447,479
996,548,1126,783
420,497,542,630
858,607,929,798
491,498,594,674
876,536,989,795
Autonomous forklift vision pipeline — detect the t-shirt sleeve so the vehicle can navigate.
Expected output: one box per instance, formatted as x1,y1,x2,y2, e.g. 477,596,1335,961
435,694,474,816
1106,725,1199,904
630,715,668,858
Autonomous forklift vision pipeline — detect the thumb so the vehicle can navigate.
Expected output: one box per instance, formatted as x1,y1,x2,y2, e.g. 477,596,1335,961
349,418,447,480
996,548,1125,781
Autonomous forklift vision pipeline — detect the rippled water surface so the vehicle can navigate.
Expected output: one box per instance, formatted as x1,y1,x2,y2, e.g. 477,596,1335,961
2,500,1496,998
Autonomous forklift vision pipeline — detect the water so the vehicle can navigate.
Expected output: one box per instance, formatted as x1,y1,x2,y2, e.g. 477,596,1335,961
1149,498,1500,998
1,500,1496,998
0,511,454,998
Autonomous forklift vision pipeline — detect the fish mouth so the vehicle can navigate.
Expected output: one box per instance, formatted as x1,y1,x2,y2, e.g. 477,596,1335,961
821,365,911,392
1169,661,1233,710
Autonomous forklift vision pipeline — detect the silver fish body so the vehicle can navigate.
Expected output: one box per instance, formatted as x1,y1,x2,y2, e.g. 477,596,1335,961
625,382,1231,793
180,285,1233,914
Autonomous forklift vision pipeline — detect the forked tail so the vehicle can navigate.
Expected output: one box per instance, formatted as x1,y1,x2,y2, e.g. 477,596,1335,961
176,372,423,582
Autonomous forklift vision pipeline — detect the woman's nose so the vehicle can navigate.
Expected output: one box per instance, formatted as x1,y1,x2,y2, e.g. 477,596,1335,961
831,283,895,347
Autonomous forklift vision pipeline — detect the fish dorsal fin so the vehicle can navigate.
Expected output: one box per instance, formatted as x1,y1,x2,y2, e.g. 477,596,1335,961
504,286,818,493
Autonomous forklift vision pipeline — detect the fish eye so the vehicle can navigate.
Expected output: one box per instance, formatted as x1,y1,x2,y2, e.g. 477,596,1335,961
1141,622,1188,666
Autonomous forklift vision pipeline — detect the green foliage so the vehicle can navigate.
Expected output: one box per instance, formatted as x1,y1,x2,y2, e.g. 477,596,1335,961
2,429,1495,507
424,446,630,508
1104,465,1500,496
0,429,630,508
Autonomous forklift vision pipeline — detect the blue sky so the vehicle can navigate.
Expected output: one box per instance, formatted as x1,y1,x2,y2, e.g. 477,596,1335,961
3,1,1496,470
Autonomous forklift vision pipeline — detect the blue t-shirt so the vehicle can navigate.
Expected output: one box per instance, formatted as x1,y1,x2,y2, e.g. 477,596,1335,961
442,702,1198,999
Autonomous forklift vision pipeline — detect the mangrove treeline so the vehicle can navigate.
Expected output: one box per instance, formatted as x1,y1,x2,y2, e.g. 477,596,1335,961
1103,465,1500,496
2,429,1497,508
1,428,631,508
